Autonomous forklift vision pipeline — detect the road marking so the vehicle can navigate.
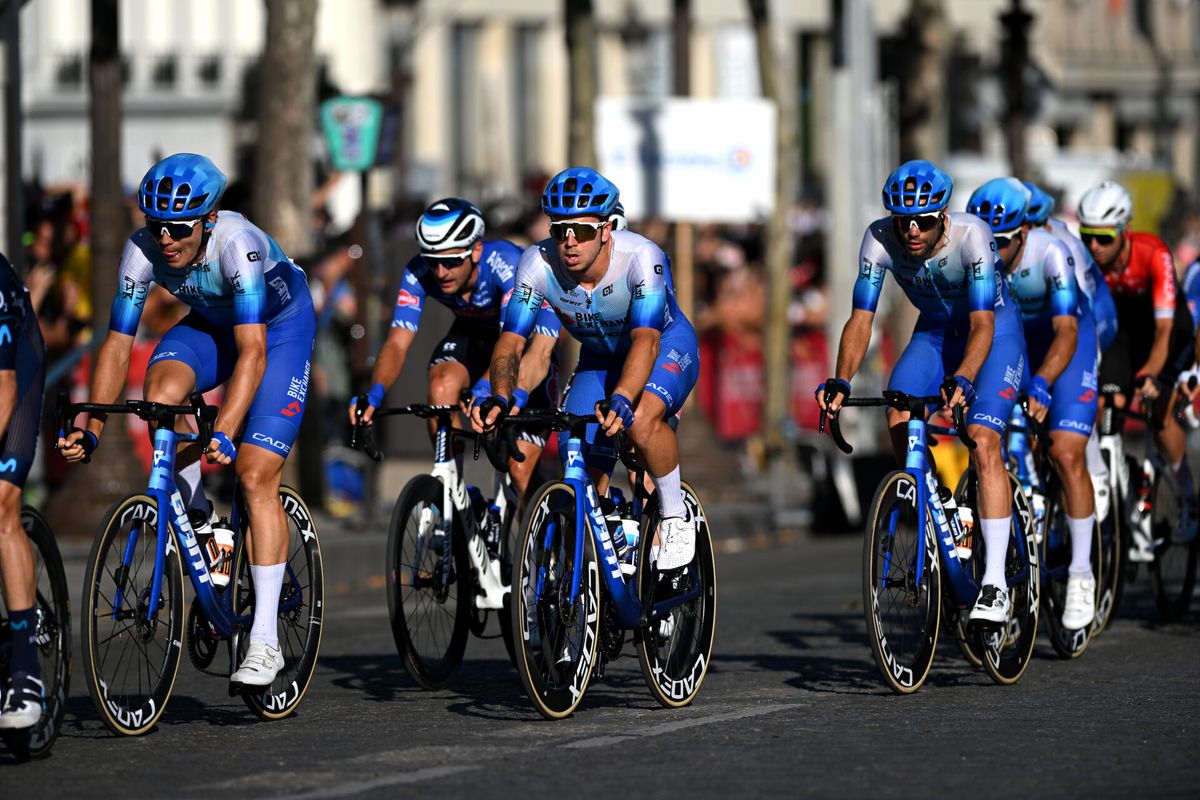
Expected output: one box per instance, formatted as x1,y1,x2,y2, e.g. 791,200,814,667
286,765,482,799
561,702,807,749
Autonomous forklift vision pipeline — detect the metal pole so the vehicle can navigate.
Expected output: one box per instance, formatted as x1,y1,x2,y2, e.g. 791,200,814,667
1,0,22,262
672,0,694,318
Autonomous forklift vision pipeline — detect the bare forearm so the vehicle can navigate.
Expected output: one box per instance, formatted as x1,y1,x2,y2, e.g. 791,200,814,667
489,332,526,399
955,311,995,382
1140,319,1174,377
1036,318,1078,385
517,336,554,393
368,336,410,391
614,332,658,401
215,354,266,437
0,373,15,440
834,310,875,381
86,334,134,437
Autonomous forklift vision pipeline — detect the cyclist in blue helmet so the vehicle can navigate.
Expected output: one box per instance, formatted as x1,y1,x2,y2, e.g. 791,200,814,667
474,167,702,573
0,252,47,729
58,153,317,690
818,159,1029,626
970,177,1100,630
350,197,562,509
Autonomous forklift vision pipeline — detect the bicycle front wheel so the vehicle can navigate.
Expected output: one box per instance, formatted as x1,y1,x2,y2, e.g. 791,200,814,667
636,482,717,709
235,487,325,720
1148,473,1198,622
82,494,183,736
511,481,600,720
385,474,468,689
863,471,941,695
0,507,71,759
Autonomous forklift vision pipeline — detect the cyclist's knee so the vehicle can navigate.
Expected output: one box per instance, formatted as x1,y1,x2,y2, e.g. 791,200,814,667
1049,439,1086,475
0,485,22,541
145,361,195,404
967,426,1003,469
235,452,283,499
427,363,467,404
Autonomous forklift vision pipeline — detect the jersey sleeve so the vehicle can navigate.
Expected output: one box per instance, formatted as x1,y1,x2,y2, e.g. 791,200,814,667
627,242,669,331
502,246,549,339
390,256,427,332
109,234,156,336
0,275,25,371
1151,241,1178,319
219,229,270,326
962,220,1000,314
1045,239,1079,319
852,226,890,313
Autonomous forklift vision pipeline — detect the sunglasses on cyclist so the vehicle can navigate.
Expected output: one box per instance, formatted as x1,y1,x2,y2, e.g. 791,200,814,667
994,230,1023,249
1079,228,1120,247
892,213,941,233
146,217,202,241
549,220,606,243
421,251,471,269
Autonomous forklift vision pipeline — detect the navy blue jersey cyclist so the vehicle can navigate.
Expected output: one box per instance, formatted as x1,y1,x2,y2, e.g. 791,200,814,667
968,178,1098,631
351,198,561,504
57,153,315,689
472,167,701,572
817,159,1027,625
0,254,47,730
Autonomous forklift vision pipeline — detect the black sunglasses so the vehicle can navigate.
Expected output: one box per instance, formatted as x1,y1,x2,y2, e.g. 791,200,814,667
549,220,605,243
146,217,201,241
995,231,1023,249
421,252,471,269
1080,232,1117,247
892,213,941,233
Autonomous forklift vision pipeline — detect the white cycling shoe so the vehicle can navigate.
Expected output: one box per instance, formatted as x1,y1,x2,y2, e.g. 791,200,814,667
1062,575,1096,630
657,512,696,572
231,640,284,687
969,584,1011,625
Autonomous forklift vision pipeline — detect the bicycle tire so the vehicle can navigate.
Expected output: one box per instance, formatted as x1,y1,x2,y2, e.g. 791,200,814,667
497,501,518,667
1093,493,1125,636
862,471,941,695
511,481,600,719
385,474,468,689
952,472,984,668
974,472,1040,685
235,487,325,719
636,482,717,709
0,507,72,760
1040,480,1098,659
82,494,183,736
1148,473,1198,622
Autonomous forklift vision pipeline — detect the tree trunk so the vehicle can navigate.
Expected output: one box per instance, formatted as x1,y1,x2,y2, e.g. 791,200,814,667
564,0,596,167
252,0,318,260
898,0,947,163
46,0,144,538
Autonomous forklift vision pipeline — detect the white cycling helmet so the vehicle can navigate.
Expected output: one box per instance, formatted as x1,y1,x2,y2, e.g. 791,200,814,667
1078,181,1133,229
609,201,627,232
416,198,485,252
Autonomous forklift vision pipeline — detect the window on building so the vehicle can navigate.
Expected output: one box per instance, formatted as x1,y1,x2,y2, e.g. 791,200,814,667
198,55,222,89
152,55,177,89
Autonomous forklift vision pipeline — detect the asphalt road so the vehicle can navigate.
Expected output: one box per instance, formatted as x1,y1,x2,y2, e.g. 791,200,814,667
5,514,1198,798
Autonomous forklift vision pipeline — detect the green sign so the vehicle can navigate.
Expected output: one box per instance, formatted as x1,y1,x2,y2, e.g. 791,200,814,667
320,96,384,172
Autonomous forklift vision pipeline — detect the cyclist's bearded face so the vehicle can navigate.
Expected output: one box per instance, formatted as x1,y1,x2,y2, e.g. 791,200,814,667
892,211,943,259
551,215,610,273
422,240,482,295
1084,228,1124,268
147,211,215,268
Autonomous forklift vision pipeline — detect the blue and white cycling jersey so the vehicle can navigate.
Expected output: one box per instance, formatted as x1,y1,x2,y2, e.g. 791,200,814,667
1005,228,1081,343
111,211,312,335
504,230,684,356
1182,259,1200,333
1047,217,1117,350
854,212,1022,336
391,240,560,338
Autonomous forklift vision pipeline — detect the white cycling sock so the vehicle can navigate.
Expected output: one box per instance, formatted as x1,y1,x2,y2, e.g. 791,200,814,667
1067,515,1095,577
981,517,1010,588
176,460,212,517
249,563,285,649
1085,432,1107,478
652,466,686,519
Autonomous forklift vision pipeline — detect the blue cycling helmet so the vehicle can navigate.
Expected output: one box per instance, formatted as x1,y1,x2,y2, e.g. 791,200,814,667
881,160,953,213
137,153,227,220
542,167,619,217
967,177,1030,234
1022,180,1054,225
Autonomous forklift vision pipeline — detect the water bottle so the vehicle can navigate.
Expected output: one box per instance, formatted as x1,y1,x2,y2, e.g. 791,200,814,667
601,493,629,559
485,504,502,557
938,486,972,560
206,518,235,588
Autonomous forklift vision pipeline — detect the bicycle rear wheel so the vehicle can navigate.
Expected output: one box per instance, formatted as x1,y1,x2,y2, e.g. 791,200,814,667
1041,483,1099,659
82,494,183,736
636,482,717,708
385,474,469,689
1092,489,1125,635
974,472,1040,685
511,481,600,719
1148,474,1198,622
863,471,941,694
497,501,518,667
0,507,71,760
235,487,325,719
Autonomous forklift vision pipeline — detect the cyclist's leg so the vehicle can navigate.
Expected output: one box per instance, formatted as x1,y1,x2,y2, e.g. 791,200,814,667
509,350,558,507
559,350,619,494
427,319,490,447
231,313,313,683
883,326,944,462
1151,315,1194,494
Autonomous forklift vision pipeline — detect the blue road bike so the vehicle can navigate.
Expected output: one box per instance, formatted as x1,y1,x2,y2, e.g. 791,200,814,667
503,409,717,719
58,395,323,736
822,391,1039,693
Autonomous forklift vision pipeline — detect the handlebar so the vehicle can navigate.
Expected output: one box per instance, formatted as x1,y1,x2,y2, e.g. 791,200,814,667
818,391,976,455
55,391,217,464
499,404,644,473
350,399,520,473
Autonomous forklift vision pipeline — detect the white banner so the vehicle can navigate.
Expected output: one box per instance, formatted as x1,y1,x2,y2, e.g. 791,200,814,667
596,97,776,223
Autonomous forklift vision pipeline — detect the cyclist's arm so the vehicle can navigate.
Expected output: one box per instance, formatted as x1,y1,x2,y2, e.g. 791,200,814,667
1139,317,1175,378
0,291,20,439
954,309,994,384
1037,314,1078,385
366,325,417,396
823,227,888,411
56,329,134,460
1143,243,1178,378
516,331,556,396
833,309,875,385
614,327,660,405
0,371,14,441
214,323,267,441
